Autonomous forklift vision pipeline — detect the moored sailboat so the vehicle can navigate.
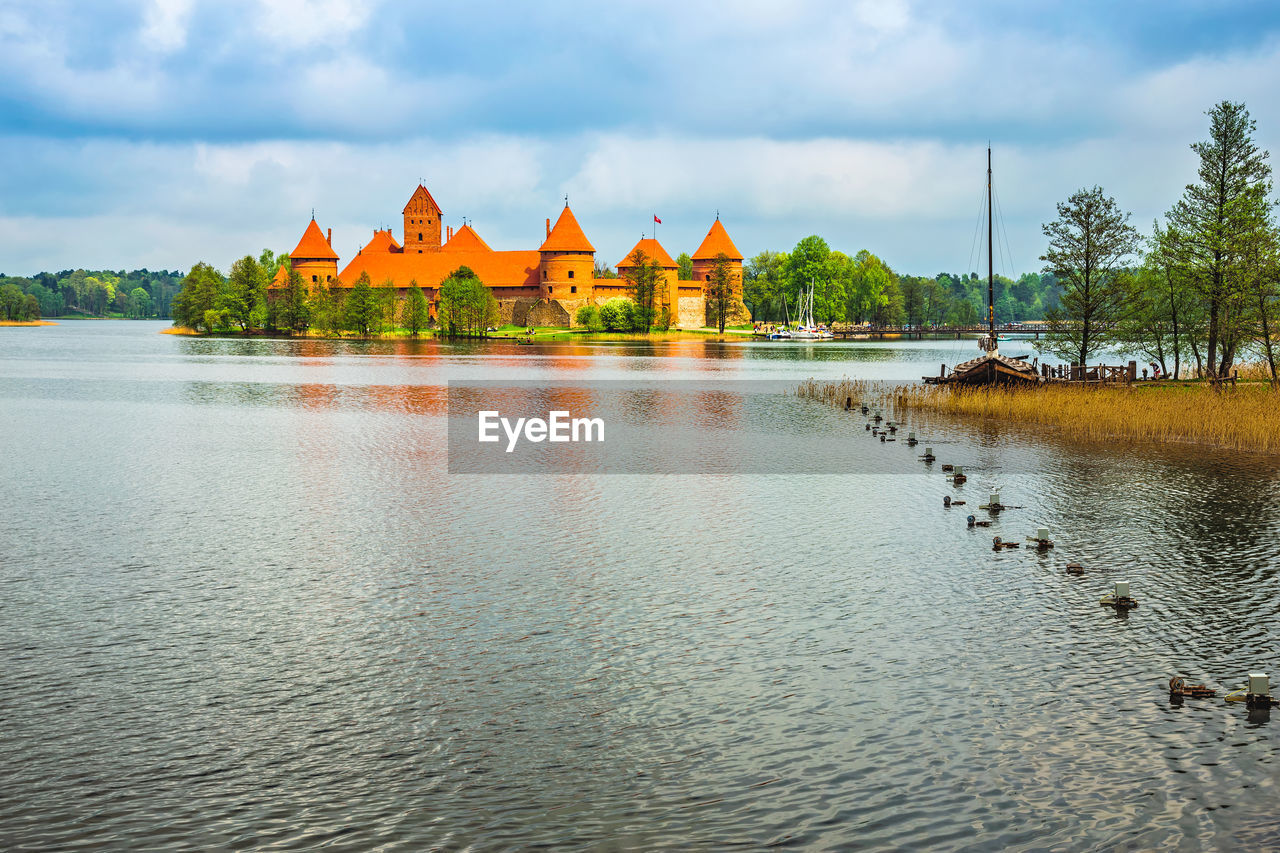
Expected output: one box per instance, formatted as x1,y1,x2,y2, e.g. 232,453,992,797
926,147,1041,386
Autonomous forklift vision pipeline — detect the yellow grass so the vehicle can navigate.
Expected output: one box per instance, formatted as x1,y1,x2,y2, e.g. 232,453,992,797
160,326,200,335
798,377,1280,454
0,319,58,326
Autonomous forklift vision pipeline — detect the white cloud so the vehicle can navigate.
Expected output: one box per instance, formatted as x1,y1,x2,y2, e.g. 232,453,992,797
0,126,1226,279
139,0,194,53
252,0,371,47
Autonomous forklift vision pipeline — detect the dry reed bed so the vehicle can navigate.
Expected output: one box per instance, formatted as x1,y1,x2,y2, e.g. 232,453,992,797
798,377,1280,454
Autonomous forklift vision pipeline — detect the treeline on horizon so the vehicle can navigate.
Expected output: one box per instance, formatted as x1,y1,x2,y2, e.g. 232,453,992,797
736,242,1060,327
0,268,185,321
1034,100,1279,381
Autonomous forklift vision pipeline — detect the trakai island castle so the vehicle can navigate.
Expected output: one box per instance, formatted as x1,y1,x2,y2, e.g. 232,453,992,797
270,183,750,327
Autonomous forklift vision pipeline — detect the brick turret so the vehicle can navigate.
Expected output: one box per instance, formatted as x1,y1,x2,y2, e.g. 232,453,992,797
539,204,595,300
403,184,443,253
691,216,744,300
289,218,339,288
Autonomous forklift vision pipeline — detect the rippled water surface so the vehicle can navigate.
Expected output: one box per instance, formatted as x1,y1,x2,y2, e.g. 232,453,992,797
3,322,1279,851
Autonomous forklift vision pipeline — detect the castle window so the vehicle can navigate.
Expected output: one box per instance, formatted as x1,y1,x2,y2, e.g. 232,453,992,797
548,286,553,295
568,270,574,279
543,270,547,279
311,275,317,282
418,233,423,241
571,286,577,294
705,274,710,281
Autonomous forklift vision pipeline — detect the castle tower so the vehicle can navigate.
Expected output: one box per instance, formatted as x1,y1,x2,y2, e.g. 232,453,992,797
403,184,443,253
538,204,595,300
616,237,678,322
691,216,744,300
289,217,339,288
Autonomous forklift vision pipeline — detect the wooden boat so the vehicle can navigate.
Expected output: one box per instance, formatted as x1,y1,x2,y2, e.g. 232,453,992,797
925,147,1042,387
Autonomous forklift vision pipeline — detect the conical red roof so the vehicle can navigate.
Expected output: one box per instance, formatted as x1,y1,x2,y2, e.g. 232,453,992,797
290,219,338,260
540,206,595,253
443,224,492,252
692,218,742,261
617,237,676,269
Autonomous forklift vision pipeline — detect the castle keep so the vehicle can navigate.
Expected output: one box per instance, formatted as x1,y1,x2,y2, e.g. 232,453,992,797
271,183,749,328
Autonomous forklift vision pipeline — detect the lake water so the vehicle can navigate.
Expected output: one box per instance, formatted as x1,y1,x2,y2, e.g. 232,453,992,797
2,321,1279,851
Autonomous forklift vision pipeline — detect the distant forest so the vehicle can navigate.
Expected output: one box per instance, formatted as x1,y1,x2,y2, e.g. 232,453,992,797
740,238,1061,327
0,269,185,320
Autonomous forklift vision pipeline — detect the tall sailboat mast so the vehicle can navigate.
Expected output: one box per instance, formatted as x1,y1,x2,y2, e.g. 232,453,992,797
987,145,995,347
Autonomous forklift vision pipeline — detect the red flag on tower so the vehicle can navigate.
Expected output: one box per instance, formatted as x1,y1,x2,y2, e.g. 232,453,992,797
653,215,662,224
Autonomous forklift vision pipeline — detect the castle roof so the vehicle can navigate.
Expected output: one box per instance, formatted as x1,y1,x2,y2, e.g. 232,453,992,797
359,228,402,254
692,218,742,261
270,264,290,286
540,206,595,253
338,249,540,290
403,184,442,214
443,224,492,252
290,219,338,260
617,237,676,269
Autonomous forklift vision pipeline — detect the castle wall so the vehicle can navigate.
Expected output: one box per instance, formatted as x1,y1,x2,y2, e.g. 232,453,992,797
678,295,707,329
539,252,594,301
293,259,338,288
498,298,575,328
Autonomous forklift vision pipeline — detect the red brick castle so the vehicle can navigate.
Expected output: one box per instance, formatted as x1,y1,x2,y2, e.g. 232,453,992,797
271,183,750,327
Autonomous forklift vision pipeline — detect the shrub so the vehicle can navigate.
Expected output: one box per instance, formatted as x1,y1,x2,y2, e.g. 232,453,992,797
575,303,602,331
598,297,636,332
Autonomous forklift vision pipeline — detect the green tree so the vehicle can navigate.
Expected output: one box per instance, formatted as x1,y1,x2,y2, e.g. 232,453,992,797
947,298,979,326
676,252,693,281
172,262,225,332
743,250,787,321
783,236,831,320
1039,186,1141,366
223,255,266,331
705,252,735,333
622,250,663,331
275,268,311,334
437,266,497,336
259,248,289,279
24,282,61,317
344,272,379,336
846,250,894,324
901,276,925,327
575,303,602,332
402,281,429,336
127,286,152,319
1165,101,1276,377
0,282,22,320
598,297,636,332
379,283,398,334
310,278,344,336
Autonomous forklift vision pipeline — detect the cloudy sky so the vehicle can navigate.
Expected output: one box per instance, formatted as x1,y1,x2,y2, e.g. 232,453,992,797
2,0,1279,278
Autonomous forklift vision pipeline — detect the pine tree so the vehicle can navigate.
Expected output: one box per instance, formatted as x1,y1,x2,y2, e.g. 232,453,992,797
1165,101,1275,377
1039,186,1140,366
402,281,428,336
